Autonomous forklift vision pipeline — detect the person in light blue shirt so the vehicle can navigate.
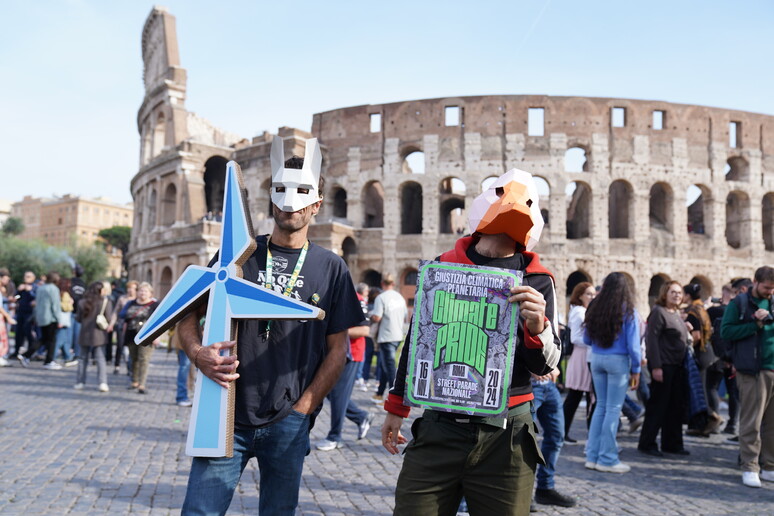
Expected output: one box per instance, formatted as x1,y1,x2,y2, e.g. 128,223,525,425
583,272,641,473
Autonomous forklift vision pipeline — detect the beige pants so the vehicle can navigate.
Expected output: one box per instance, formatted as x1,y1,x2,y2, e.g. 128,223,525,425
737,370,774,473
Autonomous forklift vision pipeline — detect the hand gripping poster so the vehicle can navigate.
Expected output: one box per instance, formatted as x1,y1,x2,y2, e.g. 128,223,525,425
405,260,522,417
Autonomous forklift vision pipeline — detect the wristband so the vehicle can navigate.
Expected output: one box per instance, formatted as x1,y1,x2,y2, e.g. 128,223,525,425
193,346,205,369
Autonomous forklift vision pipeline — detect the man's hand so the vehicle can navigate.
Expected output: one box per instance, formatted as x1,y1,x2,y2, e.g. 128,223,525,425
652,368,663,383
531,368,559,382
381,413,408,455
195,340,240,388
508,285,546,335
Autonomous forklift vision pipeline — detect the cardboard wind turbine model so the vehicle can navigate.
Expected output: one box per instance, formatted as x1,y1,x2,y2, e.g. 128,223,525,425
134,140,325,457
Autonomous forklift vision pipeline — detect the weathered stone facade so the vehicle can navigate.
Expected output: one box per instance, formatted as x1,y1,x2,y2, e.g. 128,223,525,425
129,8,774,314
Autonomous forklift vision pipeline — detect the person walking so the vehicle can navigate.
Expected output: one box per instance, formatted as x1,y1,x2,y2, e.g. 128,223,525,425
12,271,37,358
120,282,159,394
21,272,62,370
109,280,137,375
562,281,595,442
638,281,691,457
74,281,113,392
583,272,641,473
54,277,77,367
369,274,407,403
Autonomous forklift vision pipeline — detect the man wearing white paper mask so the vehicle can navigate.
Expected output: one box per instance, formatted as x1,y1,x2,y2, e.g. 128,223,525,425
381,168,561,515
179,136,363,515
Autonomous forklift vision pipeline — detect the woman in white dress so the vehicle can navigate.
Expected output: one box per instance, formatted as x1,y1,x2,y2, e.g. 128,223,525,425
562,282,595,442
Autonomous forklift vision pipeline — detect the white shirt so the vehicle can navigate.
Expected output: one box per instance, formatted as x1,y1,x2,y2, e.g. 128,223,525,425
371,289,408,343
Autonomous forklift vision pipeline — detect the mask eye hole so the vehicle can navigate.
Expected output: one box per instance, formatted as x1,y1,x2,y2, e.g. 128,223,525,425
526,199,533,207
495,187,504,197
298,188,310,195
275,186,286,193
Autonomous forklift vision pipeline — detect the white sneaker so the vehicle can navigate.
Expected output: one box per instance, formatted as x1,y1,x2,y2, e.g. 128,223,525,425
759,470,774,483
0,357,9,367
315,439,342,451
73,383,85,390
98,383,109,392
595,462,631,473
358,412,375,440
584,462,597,470
64,359,79,367
43,362,63,370
743,471,762,488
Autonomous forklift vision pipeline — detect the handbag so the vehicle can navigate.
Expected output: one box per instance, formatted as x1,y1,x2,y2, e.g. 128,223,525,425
95,298,109,331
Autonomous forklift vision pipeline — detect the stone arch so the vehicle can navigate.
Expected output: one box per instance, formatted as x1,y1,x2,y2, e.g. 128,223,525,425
687,184,710,235
331,186,348,219
203,156,228,217
400,266,419,307
689,274,714,299
534,176,550,225
481,176,498,193
566,181,591,239
400,181,423,234
725,156,750,182
439,177,466,234
159,266,173,299
341,237,357,268
566,269,593,297
361,269,382,288
161,183,177,226
726,190,751,249
141,121,152,165
152,111,166,157
402,148,425,175
648,273,671,307
565,146,589,173
145,267,153,285
362,181,384,228
763,193,774,251
147,188,157,230
609,180,633,238
649,182,673,233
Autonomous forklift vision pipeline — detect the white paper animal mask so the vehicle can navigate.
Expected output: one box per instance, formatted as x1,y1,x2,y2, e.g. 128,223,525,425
270,135,322,212
468,168,544,251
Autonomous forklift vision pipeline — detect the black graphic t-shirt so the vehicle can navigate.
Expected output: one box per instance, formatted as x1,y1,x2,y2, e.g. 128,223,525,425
212,236,362,428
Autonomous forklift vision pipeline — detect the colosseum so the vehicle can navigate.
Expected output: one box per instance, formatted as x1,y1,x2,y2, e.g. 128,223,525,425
128,7,774,316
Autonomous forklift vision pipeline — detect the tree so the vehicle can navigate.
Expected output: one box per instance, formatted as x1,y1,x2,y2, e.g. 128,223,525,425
2,217,25,236
67,241,109,284
0,235,71,284
98,226,132,274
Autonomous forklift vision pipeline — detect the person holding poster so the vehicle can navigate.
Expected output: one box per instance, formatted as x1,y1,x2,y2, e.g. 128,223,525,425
381,169,561,516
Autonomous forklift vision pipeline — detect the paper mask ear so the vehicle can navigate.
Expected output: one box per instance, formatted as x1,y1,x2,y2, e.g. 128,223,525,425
271,135,285,179
302,138,322,186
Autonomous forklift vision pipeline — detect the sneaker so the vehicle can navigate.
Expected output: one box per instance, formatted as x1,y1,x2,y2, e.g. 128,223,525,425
722,424,737,435
595,462,631,473
113,367,120,375
354,378,367,391
726,435,739,443
315,439,343,451
73,383,85,390
534,488,577,507
0,357,9,367
638,446,664,457
584,461,597,470
371,394,384,404
43,362,63,370
64,359,79,367
742,471,762,488
17,356,30,368
564,436,578,444
98,383,109,392
177,400,193,407
358,412,375,440
760,470,774,482
629,416,644,433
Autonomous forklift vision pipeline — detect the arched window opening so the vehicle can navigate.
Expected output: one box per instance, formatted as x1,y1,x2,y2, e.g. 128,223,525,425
147,189,157,230
439,177,466,235
687,185,707,234
402,151,425,174
609,180,632,238
332,188,347,219
566,270,592,297
649,183,673,233
161,183,177,226
763,193,774,251
480,176,498,193
361,269,382,288
203,156,228,218
401,267,419,307
341,237,357,268
648,274,670,307
566,182,591,239
534,176,550,225
565,146,588,173
724,156,749,182
726,191,751,249
159,267,173,299
141,122,152,165
145,268,153,285
362,181,384,228
401,182,423,234
152,112,166,158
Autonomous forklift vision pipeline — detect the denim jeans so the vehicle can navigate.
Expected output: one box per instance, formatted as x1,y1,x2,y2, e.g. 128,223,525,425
376,341,399,396
587,353,630,466
621,394,643,422
55,325,74,362
70,313,81,359
182,411,311,515
531,381,564,489
360,336,375,382
326,359,368,441
177,349,191,403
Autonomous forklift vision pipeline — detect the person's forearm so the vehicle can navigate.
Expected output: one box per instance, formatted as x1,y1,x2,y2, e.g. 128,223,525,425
294,330,347,413
177,312,203,360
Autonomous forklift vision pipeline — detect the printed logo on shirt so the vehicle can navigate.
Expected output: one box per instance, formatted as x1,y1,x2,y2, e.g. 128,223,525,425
256,270,305,301
272,255,289,273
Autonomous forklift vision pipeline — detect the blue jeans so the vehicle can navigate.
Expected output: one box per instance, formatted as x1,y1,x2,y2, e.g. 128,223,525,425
587,353,630,467
182,411,311,515
376,341,399,396
70,313,81,359
621,394,643,422
532,381,564,489
177,349,191,403
326,359,368,442
55,325,74,361
359,337,375,381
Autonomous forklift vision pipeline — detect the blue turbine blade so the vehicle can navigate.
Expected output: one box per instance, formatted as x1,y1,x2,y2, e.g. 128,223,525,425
224,277,317,319
219,161,252,267
135,266,216,344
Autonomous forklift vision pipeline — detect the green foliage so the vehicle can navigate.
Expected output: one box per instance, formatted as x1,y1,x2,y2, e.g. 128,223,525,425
98,226,131,273
0,235,108,285
2,217,25,236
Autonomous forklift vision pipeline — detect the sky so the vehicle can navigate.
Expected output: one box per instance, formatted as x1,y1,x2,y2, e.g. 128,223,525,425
1,0,773,205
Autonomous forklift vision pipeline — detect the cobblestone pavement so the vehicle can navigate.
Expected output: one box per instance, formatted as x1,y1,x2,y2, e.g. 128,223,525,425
1,350,773,515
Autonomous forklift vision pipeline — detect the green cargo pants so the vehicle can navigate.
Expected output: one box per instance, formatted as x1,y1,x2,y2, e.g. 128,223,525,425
394,403,543,516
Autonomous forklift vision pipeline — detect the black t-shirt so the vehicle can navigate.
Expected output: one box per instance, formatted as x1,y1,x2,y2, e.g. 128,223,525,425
225,236,362,428
70,277,86,314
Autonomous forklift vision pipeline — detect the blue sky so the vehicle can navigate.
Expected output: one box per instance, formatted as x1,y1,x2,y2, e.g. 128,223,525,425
1,0,772,204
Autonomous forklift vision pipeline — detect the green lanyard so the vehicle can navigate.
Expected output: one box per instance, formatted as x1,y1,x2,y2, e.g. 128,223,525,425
263,236,309,340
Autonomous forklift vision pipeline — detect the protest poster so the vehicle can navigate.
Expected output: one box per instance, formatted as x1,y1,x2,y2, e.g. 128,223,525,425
404,260,522,417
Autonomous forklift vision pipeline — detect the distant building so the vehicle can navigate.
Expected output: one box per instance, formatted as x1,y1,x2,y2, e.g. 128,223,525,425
0,199,12,227
10,194,133,277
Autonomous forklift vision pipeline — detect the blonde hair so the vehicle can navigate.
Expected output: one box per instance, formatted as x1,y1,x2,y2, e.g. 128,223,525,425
126,280,139,290
138,281,154,294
